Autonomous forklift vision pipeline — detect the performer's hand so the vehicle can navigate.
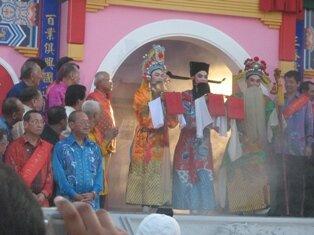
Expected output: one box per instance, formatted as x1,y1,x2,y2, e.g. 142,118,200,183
304,146,312,158
54,196,128,235
105,127,119,141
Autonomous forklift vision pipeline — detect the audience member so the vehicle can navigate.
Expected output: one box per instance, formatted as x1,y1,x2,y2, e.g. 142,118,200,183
61,84,86,137
54,196,128,235
52,111,103,209
272,70,313,216
12,87,44,139
56,56,74,71
6,58,46,98
0,97,25,142
41,106,67,146
0,129,8,161
5,110,53,207
46,62,80,109
87,71,118,207
136,213,181,235
0,163,46,235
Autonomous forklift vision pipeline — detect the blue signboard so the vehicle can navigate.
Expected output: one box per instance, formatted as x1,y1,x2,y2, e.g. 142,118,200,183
38,0,61,96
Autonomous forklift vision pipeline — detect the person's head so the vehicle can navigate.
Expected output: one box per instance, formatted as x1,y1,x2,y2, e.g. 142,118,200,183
190,61,210,99
94,71,113,93
25,57,47,70
23,110,45,137
56,62,80,85
68,111,90,138
0,129,8,156
82,100,101,129
142,45,167,83
1,97,25,126
300,81,314,101
136,214,181,235
65,84,86,111
0,163,45,235
19,87,44,111
284,70,302,95
47,106,67,133
243,57,269,89
56,56,74,71
20,61,43,87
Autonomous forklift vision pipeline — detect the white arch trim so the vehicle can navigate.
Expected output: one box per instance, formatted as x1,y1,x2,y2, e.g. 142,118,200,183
95,19,250,91
0,58,19,84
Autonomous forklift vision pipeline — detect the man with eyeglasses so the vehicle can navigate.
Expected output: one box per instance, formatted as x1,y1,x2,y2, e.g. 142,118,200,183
4,110,53,207
52,111,103,209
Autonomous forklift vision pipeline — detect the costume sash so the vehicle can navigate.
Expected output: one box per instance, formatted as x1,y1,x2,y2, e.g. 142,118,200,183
283,94,309,119
20,141,52,187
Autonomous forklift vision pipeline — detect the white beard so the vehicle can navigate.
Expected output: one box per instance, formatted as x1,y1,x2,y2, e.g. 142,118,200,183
243,86,267,147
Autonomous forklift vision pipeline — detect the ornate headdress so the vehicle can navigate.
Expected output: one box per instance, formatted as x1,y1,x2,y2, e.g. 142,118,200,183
244,56,270,84
142,44,166,81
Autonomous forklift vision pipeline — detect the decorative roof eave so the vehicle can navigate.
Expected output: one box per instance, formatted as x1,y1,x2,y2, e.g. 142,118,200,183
86,0,283,29
15,47,38,58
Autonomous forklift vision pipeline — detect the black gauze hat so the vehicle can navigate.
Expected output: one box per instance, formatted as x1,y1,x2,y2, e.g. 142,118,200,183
190,61,210,77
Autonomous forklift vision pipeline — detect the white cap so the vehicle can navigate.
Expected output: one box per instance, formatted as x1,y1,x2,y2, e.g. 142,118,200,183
136,214,181,235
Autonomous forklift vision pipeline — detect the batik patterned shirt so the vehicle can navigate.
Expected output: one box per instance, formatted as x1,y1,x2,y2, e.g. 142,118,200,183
52,134,103,209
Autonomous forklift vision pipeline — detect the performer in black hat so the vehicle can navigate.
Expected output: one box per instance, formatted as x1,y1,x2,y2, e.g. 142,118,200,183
172,61,216,214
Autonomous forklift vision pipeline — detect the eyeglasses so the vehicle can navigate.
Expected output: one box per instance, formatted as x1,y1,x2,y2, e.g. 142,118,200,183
28,120,45,126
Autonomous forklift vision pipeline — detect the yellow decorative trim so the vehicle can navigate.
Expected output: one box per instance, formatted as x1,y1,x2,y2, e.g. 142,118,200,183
279,61,295,75
67,43,84,61
106,0,282,29
304,70,314,78
15,47,38,57
86,0,108,12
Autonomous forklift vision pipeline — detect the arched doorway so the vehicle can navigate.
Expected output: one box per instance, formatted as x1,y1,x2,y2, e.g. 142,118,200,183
0,58,18,114
97,20,250,212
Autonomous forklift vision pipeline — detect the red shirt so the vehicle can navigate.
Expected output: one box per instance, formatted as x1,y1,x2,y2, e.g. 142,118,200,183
4,136,53,204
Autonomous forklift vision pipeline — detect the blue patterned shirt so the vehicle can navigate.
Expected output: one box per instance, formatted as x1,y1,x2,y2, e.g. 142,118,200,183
52,134,103,209
6,81,29,98
274,92,313,156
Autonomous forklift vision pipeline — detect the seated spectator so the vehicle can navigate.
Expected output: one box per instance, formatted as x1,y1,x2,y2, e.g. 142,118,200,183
12,87,44,139
0,129,8,161
53,111,103,209
0,163,46,235
5,110,53,207
61,84,86,137
136,213,181,235
56,56,74,71
6,58,46,98
41,106,67,146
46,63,80,109
0,97,25,142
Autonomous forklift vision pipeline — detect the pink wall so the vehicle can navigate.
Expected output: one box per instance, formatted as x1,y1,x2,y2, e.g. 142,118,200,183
80,6,278,89
1,5,279,90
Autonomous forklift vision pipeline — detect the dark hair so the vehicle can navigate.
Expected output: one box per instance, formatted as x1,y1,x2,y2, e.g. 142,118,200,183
0,163,45,235
65,84,86,107
300,81,314,93
23,110,42,122
1,97,21,116
25,57,47,69
56,62,79,83
19,87,41,103
284,70,302,83
47,106,67,125
56,56,74,71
